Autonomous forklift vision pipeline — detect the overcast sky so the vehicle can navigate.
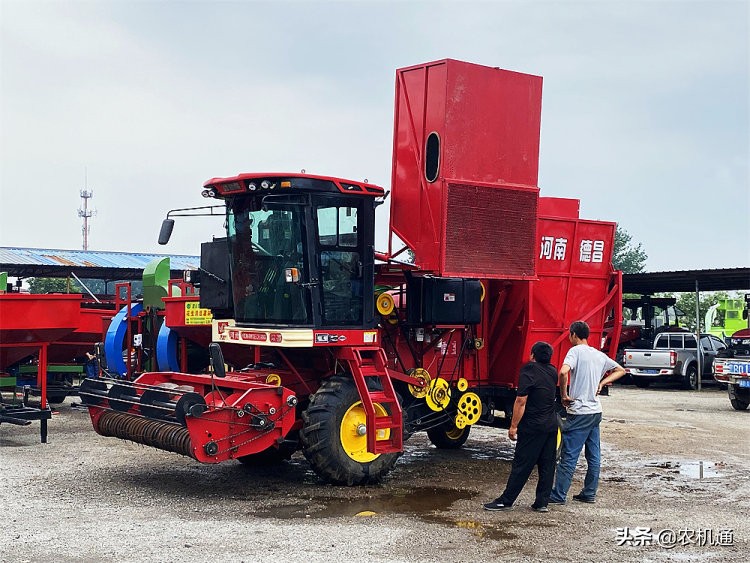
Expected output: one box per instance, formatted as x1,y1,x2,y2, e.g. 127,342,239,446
1,0,748,273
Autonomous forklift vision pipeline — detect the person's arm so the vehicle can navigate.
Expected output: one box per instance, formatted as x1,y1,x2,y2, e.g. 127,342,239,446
508,395,528,441
597,363,626,395
559,364,572,407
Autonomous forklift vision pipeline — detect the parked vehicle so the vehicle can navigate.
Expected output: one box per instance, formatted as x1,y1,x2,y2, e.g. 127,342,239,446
713,329,750,410
705,297,747,340
713,294,750,410
623,332,727,390
602,296,687,366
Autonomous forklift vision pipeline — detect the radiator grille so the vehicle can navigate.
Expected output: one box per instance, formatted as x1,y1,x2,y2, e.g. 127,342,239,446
444,183,537,278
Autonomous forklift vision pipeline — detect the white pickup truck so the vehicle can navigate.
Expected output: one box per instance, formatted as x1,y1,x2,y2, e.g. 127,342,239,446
713,329,750,410
622,332,727,390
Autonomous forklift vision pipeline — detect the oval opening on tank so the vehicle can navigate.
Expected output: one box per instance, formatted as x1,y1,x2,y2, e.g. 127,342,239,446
424,132,440,183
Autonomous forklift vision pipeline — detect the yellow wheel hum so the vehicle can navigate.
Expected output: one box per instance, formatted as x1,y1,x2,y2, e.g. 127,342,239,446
426,378,451,411
266,373,282,386
408,367,432,398
457,378,468,392
339,401,390,463
375,292,395,316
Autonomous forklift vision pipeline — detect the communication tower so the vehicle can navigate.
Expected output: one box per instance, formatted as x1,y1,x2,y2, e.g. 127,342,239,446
78,172,95,250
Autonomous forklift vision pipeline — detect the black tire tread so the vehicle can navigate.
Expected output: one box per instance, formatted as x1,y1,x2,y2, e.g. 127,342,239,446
300,375,401,485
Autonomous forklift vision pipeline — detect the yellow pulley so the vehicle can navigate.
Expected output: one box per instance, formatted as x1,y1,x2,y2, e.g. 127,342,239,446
474,338,484,350
457,392,482,425
479,281,486,302
408,368,432,399
265,373,282,386
457,378,469,392
454,413,469,429
375,292,395,316
426,377,451,412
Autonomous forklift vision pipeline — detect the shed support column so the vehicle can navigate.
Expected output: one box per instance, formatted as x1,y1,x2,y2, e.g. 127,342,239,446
695,280,701,391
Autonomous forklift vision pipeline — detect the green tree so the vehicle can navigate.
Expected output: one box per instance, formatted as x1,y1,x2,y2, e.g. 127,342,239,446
613,226,648,273
27,277,84,294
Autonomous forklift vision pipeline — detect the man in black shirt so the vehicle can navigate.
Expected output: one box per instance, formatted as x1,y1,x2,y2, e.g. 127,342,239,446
483,341,558,512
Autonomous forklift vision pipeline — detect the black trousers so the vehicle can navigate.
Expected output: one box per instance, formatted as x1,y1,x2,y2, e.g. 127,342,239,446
499,428,557,507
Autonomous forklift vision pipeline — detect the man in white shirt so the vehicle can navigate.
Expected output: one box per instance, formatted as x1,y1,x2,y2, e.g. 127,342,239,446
549,321,625,504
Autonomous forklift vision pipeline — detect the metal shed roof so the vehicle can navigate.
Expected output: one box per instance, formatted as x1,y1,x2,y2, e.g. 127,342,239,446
0,247,199,280
623,267,750,294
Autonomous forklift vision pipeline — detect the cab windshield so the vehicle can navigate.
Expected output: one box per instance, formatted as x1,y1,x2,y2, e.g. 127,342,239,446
227,198,311,325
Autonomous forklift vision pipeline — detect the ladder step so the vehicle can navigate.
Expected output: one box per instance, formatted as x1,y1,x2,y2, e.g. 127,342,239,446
373,441,402,454
374,419,399,430
368,392,395,403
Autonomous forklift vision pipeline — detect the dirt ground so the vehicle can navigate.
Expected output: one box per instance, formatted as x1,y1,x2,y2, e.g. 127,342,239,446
2,383,748,563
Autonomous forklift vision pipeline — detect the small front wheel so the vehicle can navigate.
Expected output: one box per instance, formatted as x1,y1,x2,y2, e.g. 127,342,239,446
426,421,471,449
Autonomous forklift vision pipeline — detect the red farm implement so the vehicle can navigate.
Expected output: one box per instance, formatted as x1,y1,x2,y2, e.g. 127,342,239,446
80,59,622,484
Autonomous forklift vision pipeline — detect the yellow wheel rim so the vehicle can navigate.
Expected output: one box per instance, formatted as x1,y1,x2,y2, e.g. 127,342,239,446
445,426,467,441
340,401,390,463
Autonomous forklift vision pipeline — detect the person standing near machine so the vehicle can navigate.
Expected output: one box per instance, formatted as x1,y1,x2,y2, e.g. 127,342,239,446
484,341,559,512
549,321,625,504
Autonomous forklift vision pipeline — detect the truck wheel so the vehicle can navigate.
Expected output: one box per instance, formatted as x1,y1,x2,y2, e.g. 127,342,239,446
633,377,651,388
682,365,698,390
728,385,750,411
426,421,471,449
300,375,401,485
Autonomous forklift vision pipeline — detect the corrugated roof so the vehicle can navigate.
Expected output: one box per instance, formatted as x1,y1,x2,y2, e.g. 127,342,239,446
623,267,750,294
0,247,199,280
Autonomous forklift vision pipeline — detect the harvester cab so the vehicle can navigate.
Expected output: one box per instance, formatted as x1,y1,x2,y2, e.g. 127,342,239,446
165,174,380,332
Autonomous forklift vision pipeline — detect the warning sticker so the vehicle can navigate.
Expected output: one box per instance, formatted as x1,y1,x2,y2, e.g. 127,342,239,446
184,301,213,325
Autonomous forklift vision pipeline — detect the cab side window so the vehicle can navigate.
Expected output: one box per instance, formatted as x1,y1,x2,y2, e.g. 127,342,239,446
316,205,362,325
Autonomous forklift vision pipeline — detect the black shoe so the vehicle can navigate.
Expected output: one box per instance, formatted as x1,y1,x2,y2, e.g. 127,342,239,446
531,505,549,513
483,498,512,511
548,497,566,505
572,494,595,503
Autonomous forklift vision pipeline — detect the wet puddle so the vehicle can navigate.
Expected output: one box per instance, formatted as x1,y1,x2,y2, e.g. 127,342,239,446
644,460,724,479
251,486,526,541
252,487,473,519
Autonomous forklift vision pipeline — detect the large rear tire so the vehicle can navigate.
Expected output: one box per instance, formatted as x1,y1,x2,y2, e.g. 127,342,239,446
300,375,401,485
426,420,471,449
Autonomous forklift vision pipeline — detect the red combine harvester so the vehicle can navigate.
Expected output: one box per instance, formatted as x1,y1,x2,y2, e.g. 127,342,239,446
80,60,622,484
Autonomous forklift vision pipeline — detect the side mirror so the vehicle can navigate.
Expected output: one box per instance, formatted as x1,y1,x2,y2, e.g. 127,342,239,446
158,219,175,245
208,342,226,378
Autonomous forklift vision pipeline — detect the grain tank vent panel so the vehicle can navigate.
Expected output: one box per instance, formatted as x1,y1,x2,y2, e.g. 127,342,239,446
442,182,538,279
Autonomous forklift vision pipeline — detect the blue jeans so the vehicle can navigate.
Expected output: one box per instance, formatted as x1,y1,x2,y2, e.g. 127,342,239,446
550,412,602,502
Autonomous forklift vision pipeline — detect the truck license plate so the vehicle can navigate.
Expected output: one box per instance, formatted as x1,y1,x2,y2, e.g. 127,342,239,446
642,369,658,374
739,380,750,388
